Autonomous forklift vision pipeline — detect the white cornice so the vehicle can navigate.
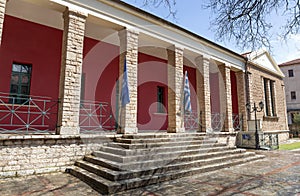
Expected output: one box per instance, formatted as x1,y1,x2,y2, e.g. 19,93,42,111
51,0,246,70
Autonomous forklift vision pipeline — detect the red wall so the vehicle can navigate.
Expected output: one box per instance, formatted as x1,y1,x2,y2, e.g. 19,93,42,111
137,53,168,130
230,71,239,115
0,15,62,99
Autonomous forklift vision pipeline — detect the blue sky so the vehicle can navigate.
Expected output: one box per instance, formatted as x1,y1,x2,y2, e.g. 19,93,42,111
122,0,300,64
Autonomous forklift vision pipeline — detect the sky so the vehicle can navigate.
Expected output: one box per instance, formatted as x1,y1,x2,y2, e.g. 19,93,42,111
122,0,300,64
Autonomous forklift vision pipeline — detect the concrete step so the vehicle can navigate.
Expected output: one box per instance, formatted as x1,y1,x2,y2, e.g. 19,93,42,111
99,144,235,156
68,154,265,195
107,139,222,149
92,147,242,163
114,135,209,144
78,151,255,181
87,148,248,170
121,133,206,139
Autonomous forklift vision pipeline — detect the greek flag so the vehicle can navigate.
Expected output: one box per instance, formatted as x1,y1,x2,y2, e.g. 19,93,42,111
121,60,130,107
184,71,192,113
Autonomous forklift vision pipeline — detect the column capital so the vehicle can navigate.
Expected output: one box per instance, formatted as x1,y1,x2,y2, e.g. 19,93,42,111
167,45,184,53
63,7,88,19
195,54,211,65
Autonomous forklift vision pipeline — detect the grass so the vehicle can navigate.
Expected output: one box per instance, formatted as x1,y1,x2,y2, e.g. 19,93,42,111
279,141,300,150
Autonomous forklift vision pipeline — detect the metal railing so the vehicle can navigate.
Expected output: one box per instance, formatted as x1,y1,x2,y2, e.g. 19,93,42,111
79,100,116,133
188,112,243,132
260,133,279,150
233,113,243,131
211,113,225,131
184,112,199,131
0,92,58,134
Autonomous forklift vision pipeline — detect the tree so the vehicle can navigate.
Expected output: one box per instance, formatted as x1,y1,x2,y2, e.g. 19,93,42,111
140,0,300,50
294,113,300,125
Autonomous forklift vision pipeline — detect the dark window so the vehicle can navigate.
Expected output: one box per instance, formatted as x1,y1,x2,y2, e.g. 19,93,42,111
263,78,277,116
9,63,32,104
270,81,276,116
263,78,270,116
288,69,294,77
157,86,165,113
291,91,296,100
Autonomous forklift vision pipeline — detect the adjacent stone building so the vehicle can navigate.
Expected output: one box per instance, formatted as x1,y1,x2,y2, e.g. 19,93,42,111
279,59,300,124
0,0,289,178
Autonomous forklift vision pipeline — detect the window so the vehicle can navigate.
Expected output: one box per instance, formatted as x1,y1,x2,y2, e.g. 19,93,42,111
157,86,165,113
263,78,269,115
288,69,294,77
291,91,296,100
9,63,32,104
263,78,276,116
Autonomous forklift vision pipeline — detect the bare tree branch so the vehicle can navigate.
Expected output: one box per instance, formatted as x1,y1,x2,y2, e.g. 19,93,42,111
131,0,300,51
141,0,177,18
205,0,300,50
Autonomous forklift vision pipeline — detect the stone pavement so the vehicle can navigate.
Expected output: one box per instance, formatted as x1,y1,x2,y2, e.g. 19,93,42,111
0,150,299,196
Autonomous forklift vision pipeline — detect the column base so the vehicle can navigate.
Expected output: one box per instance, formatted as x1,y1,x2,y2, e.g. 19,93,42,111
56,126,80,135
167,127,185,133
117,127,138,134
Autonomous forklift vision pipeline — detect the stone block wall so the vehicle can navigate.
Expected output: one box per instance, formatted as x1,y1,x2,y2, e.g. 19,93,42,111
0,0,6,45
118,29,139,134
247,64,289,132
0,135,113,178
219,64,233,132
57,8,87,135
235,71,248,131
167,46,185,133
195,56,212,132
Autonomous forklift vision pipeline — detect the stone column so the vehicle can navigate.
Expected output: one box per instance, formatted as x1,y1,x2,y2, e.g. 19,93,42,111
167,45,185,133
219,64,234,132
0,0,7,45
195,56,212,133
57,8,87,135
117,28,139,134
235,71,248,131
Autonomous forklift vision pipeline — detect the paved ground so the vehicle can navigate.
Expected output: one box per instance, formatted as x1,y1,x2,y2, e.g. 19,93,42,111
0,150,299,196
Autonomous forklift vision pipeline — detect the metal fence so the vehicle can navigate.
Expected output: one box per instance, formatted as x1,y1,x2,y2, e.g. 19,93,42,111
79,100,116,133
260,133,279,150
184,112,199,131
233,113,243,131
211,113,225,131
185,112,243,132
0,92,58,134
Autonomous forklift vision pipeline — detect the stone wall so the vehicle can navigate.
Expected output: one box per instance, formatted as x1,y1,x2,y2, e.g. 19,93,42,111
57,8,87,135
0,0,6,45
247,63,289,133
0,135,115,178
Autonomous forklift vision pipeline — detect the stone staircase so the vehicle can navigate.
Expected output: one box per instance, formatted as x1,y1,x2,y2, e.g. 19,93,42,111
66,133,265,194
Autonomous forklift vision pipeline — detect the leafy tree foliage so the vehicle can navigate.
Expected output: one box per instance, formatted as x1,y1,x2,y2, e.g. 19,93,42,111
294,113,300,125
